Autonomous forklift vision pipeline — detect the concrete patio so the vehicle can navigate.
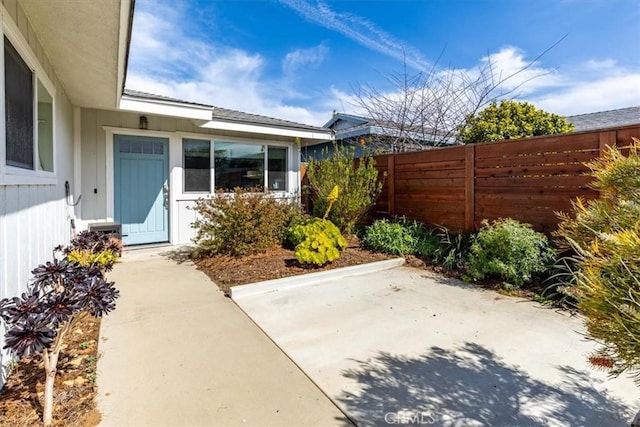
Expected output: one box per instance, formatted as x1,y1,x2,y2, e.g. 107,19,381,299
97,247,639,426
233,265,639,426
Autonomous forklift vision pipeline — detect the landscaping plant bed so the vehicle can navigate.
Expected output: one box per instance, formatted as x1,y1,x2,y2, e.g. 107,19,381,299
195,237,394,295
0,315,102,427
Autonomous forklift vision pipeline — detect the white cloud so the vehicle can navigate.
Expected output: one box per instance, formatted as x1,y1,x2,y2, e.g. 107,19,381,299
127,1,639,127
127,1,338,125
584,59,617,70
529,72,640,115
282,44,329,75
279,0,430,71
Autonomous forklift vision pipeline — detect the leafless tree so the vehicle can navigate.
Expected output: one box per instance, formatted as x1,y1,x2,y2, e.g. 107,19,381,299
350,39,565,152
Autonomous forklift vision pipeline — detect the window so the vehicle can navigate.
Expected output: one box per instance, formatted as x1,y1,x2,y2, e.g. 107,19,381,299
267,146,287,191
183,139,210,192
37,79,53,171
4,36,33,169
3,36,54,174
214,142,264,190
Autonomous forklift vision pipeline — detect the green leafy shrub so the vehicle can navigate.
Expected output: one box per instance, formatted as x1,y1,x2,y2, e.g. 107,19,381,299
363,218,439,257
432,225,473,270
192,188,301,256
289,218,347,266
458,100,574,144
306,145,385,234
556,140,640,385
467,218,555,289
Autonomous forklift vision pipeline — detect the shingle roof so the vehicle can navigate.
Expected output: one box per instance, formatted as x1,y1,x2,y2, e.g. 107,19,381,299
567,106,640,132
211,107,330,132
123,89,213,108
123,89,330,133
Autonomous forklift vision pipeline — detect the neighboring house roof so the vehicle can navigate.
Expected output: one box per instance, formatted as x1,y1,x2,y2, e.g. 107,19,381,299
567,106,640,132
323,112,455,145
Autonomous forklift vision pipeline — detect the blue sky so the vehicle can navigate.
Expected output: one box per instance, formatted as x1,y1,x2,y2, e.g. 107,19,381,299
127,0,640,126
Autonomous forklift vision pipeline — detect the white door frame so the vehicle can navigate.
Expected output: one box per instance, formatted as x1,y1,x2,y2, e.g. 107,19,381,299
103,126,177,241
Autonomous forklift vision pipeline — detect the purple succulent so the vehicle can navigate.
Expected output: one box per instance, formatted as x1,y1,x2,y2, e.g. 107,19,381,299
43,292,80,327
4,316,56,357
31,259,77,290
75,276,119,317
0,291,43,323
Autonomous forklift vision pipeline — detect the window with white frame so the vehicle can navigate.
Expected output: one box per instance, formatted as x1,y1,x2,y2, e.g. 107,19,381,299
179,141,290,192
3,35,54,173
183,138,211,192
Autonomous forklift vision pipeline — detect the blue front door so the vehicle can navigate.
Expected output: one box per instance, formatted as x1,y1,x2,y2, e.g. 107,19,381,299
114,135,169,245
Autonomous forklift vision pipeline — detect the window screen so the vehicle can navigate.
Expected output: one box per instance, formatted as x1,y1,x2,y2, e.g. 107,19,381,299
5,37,34,169
183,139,210,192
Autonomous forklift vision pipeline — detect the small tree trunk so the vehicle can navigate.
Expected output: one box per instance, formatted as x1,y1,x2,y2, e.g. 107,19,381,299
43,354,57,426
42,349,59,427
42,318,74,426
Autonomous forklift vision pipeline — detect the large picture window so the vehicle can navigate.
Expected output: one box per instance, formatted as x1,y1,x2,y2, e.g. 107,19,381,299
214,142,265,190
183,139,211,192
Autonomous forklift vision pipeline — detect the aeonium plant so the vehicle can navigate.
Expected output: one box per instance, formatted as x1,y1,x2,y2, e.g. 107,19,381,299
0,231,120,427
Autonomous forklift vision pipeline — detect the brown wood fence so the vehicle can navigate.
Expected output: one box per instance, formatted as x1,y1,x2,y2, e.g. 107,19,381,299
368,125,640,233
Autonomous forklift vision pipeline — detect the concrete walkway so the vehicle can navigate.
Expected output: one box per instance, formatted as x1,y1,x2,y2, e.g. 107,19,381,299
97,247,348,427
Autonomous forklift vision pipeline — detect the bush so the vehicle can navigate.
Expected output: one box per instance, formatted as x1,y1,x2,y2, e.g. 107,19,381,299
556,140,640,385
363,218,438,257
432,225,473,271
458,100,574,144
192,188,302,256
289,218,347,266
306,145,385,234
467,218,555,289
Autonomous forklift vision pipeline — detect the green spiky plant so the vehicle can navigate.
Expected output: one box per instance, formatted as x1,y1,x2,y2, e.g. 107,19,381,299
556,138,640,387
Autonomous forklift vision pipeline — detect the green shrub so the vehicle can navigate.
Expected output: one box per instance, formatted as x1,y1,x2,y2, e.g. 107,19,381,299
290,218,347,266
307,145,385,234
458,100,574,144
363,218,439,257
432,225,473,270
467,218,555,289
192,188,301,256
556,140,640,384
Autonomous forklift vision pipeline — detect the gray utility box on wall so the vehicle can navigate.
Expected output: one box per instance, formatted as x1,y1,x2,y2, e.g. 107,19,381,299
88,222,122,240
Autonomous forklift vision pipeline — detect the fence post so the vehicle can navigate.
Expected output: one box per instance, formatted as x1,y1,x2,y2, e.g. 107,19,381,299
599,130,616,156
388,155,395,216
464,144,475,233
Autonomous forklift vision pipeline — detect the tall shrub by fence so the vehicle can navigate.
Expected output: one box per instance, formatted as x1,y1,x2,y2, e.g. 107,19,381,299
367,125,640,233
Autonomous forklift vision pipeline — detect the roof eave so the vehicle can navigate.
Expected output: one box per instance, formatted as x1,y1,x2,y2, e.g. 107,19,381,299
119,95,213,120
199,119,333,140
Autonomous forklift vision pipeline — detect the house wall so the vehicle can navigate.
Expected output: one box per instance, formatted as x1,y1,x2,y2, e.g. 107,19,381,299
0,0,75,386
79,109,301,245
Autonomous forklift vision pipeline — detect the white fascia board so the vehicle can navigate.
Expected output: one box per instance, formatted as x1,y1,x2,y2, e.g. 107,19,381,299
119,97,212,120
199,119,333,140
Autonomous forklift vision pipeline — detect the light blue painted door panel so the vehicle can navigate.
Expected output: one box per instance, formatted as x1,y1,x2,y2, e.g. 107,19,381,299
114,135,169,245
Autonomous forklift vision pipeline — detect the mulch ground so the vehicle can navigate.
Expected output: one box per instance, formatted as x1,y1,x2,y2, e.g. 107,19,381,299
195,237,396,295
0,315,102,427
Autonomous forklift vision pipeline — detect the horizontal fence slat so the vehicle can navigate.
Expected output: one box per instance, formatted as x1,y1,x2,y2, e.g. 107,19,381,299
475,162,592,178
361,125,640,233
474,150,599,168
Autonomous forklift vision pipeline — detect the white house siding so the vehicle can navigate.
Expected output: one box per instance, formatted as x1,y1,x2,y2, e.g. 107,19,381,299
0,0,76,386
79,109,302,245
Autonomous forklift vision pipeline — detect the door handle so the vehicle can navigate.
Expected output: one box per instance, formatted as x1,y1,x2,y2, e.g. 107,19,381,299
162,184,169,210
